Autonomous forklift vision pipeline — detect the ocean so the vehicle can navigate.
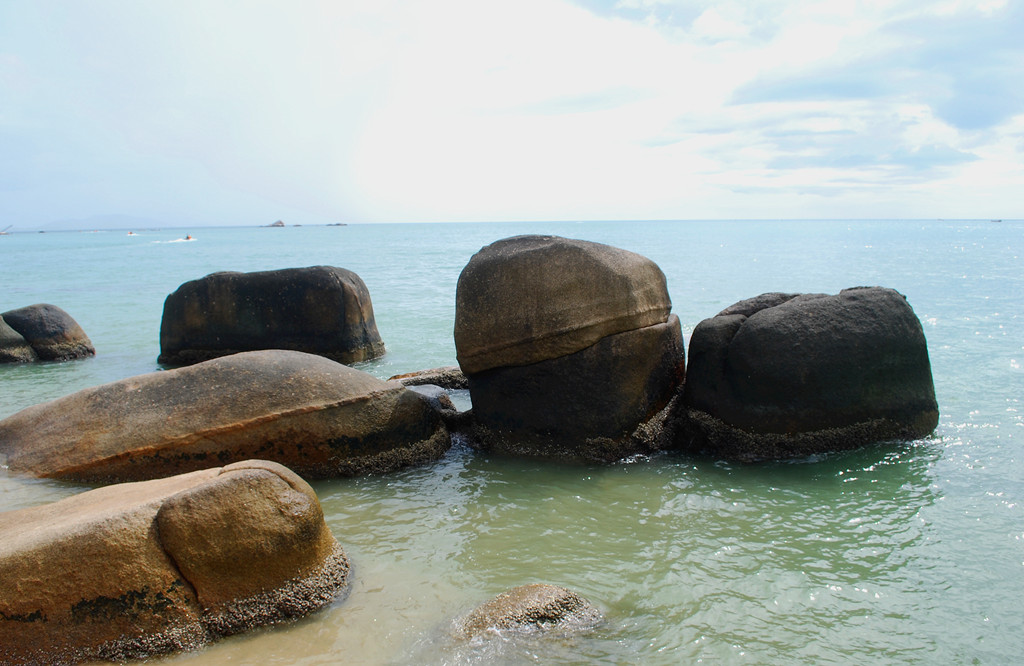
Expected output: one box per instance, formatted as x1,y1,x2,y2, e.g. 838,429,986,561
1,219,1021,664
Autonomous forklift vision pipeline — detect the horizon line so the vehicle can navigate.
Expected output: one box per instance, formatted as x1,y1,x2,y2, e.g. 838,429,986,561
4,217,1017,233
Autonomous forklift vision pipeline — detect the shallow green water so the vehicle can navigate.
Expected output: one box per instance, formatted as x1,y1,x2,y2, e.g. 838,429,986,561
2,220,1022,663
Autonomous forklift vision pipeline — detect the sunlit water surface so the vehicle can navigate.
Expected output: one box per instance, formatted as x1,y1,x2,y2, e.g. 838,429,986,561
1,220,1021,664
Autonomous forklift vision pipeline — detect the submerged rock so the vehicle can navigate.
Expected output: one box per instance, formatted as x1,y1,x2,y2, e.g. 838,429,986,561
454,235,684,461
678,287,939,460
0,350,449,482
389,366,469,390
158,265,384,366
0,304,94,362
389,367,473,432
452,584,602,640
0,460,349,665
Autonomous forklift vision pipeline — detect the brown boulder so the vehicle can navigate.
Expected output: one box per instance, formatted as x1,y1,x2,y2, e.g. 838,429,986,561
0,460,349,665
0,350,449,482
454,235,671,375
158,266,384,366
453,235,683,460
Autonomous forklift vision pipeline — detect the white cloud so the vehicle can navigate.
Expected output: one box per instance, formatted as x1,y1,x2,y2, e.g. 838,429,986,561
690,7,752,42
0,0,1021,226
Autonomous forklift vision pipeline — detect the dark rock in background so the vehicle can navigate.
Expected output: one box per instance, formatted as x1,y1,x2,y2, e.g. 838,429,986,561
158,266,384,366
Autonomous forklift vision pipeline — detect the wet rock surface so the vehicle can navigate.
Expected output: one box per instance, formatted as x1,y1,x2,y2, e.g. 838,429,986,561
452,584,602,640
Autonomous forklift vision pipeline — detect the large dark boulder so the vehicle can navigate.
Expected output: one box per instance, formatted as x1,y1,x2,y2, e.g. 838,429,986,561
679,287,939,461
467,316,685,460
0,304,94,362
158,266,384,366
0,460,349,665
454,236,684,461
0,350,449,482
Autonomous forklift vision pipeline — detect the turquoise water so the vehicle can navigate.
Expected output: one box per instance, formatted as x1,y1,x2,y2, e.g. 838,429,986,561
1,220,1022,663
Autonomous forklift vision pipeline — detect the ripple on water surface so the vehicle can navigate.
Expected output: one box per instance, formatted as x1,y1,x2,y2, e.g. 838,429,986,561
3,221,1023,663
141,438,952,665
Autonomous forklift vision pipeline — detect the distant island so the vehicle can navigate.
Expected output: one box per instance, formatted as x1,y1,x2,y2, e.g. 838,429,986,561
263,220,346,228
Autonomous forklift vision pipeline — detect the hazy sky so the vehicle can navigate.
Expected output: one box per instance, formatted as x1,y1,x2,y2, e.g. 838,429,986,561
2,0,1021,227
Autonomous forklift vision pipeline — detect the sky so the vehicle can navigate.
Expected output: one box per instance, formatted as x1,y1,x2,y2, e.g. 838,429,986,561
1,0,1022,228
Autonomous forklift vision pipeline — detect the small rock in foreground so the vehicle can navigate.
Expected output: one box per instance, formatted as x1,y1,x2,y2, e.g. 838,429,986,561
452,583,602,640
